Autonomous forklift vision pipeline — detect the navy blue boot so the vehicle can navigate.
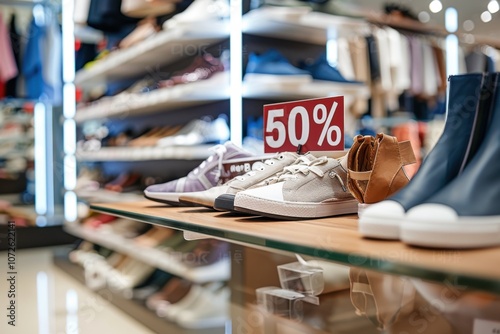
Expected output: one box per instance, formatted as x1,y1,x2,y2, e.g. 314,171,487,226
360,73,495,239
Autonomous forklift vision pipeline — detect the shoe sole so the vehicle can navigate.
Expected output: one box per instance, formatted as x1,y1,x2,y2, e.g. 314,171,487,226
234,195,358,220
358,215,401,240
401,217,500,249
177,195,216,209
144,193,186,206
213,194,236,212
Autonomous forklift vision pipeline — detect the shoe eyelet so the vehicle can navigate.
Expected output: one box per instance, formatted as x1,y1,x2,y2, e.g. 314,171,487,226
278,155,284,160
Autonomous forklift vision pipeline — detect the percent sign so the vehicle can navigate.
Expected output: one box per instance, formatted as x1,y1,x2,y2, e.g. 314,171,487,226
314,102,341,146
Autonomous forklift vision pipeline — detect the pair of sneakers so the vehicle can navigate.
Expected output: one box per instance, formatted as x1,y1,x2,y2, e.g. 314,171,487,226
145,142,358,219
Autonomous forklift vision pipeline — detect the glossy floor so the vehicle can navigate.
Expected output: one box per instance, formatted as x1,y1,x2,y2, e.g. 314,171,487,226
0,247,154,334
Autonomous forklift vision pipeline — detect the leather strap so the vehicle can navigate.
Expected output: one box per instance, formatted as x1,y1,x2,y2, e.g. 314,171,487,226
348,170,371,181
398,140,417,166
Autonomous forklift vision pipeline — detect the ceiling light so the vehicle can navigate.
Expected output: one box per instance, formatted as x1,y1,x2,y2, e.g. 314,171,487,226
418,11,431,23
463,20,475,31
429,0,443,13
481,10,492,22
488,0,500,13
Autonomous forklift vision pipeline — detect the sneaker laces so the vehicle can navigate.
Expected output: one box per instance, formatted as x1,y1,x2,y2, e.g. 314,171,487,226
191,144,227,179
234,154,285,181
278,156,329,181
263,155,317,185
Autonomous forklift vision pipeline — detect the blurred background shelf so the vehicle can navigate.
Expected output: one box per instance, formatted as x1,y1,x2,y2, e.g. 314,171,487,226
75,21,230,86
64,224,230,283
75,73,230,123
76,145,213,162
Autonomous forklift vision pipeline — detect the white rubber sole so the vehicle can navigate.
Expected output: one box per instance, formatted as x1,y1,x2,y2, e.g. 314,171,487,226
401,216,500,249
357,201,406,240
234,194,358,219
358,215,401,240
144,190,181,205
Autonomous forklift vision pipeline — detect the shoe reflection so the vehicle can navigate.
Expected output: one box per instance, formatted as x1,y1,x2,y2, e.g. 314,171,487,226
350,268,500,334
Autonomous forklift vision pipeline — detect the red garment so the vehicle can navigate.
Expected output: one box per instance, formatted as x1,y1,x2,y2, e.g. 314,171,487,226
0,15,18,82
0,81,5,98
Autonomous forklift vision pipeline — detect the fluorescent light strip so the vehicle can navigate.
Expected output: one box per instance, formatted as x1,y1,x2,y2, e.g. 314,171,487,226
62,0,75,84
45,104,55,216
64,119,76,155
34,103,47,215
64,155,77,191
229,0,243,147
63,83,76,119
64,191,78,222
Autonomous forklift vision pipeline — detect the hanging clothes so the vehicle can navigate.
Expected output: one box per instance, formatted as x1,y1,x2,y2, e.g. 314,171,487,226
42,10,62,105
337,37,356,81
23,13,45,100
22,7,63,104
6,14,21,98
0,13,18,90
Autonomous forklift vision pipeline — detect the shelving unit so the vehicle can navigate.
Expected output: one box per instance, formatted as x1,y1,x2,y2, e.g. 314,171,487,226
75,72,230,123
88,200,500,294
75,21,230,86
242,80,369,100
64,224,230,283
76,145,213,162
242,7,369,43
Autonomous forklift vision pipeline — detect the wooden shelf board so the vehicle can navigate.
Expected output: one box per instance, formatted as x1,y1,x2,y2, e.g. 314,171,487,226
89,201,500,294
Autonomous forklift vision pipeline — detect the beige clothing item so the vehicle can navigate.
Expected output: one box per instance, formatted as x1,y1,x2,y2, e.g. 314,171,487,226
348,35,370,84
337,37,356,81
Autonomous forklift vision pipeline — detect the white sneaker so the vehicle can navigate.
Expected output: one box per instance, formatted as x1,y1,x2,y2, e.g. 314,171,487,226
234,156,358,219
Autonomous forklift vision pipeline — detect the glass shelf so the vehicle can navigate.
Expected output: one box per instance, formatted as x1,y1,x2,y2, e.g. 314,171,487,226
89,201,500,295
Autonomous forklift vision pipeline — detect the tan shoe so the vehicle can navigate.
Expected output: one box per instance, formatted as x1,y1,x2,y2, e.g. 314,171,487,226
347,133,416,213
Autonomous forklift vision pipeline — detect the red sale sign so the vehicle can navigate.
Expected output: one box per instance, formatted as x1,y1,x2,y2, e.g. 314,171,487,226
263,96,344,153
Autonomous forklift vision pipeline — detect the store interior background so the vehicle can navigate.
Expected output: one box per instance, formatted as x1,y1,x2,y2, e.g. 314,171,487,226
1,0,500,333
